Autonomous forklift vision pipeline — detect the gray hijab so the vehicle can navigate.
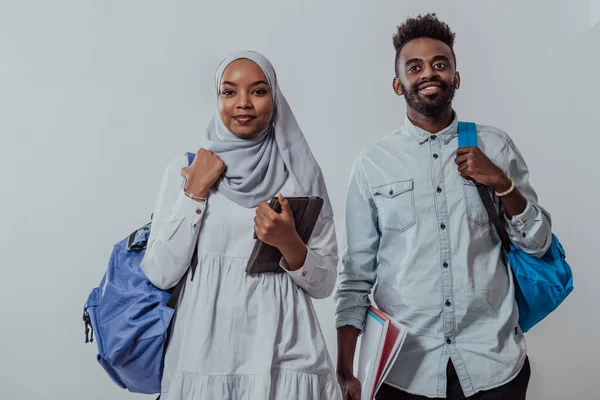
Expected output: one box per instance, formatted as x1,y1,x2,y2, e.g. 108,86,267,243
202,51,333,219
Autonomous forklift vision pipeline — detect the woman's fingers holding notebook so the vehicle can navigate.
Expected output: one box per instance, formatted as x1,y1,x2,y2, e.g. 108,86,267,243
254,195,296,249
255,202,276,219
277,193,292,218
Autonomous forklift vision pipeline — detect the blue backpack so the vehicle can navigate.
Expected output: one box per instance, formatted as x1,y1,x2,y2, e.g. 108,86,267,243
83,152,198,395
458,122,574,332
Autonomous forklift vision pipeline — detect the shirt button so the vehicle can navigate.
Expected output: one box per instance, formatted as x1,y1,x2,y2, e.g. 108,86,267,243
446,338,452,344
301,271,307,277
440,223,446,230
445,300,451,307
522,232,527,238
195,209,202,215
443,262,449,268
437,187,442,193
431,135,437,140
389,189,394,195
433,154,439,159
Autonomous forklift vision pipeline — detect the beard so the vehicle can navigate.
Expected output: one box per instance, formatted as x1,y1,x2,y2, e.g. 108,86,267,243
401,78,456,117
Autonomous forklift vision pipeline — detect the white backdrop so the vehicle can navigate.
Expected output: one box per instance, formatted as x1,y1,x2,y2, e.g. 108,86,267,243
1,1,598,399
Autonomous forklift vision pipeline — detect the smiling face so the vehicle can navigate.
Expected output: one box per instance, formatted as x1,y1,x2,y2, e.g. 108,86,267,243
393,37,460,117
218,58,274,138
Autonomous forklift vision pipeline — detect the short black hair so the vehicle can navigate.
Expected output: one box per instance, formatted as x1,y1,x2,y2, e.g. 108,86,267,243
393,13,456,76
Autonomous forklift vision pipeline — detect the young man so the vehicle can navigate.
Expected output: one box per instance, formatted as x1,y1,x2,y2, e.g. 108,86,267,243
335,13,551,400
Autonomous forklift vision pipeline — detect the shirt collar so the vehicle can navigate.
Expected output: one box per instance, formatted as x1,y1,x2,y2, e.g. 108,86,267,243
403,112,459,145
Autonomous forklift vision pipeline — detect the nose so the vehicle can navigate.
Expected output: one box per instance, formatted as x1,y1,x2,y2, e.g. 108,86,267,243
236,92,252,109
420,64,438,81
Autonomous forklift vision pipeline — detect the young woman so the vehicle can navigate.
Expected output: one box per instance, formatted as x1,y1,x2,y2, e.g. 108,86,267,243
141,51,341,400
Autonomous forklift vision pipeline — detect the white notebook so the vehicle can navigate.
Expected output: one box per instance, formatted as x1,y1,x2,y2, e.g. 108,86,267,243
354,306,408,400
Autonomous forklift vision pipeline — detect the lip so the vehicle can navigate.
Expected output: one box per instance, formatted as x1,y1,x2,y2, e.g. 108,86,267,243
233,115,256,124
418,82,442,95
418,81,441,89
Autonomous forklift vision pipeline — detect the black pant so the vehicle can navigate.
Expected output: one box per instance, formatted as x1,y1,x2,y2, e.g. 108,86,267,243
376,357,531,400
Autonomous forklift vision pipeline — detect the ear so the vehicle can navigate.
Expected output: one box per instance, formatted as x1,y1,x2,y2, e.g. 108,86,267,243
454,71,461,90
393,77,404,96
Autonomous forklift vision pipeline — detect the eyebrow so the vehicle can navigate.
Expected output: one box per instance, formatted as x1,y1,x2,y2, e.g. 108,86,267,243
220,80,269,87
405,55,451,66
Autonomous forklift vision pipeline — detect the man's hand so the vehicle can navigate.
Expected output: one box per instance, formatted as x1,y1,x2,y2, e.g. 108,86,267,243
337,325,362,400
338,373,362,400
455,147,511,192
455,147,528,217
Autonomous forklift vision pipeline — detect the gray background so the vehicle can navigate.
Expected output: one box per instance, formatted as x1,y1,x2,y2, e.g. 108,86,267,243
1,1,598,399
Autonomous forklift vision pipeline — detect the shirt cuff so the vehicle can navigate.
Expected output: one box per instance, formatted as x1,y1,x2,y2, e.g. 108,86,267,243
335,306,368,332
505,200,536,230
280,245,317,282
173,190,207,226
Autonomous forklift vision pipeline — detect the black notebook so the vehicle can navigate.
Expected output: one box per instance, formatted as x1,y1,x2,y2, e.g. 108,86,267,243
246,196,324,275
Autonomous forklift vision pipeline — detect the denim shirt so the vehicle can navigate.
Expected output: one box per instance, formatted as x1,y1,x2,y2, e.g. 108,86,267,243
334,115,552,397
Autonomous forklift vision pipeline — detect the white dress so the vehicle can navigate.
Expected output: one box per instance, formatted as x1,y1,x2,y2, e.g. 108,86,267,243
141,155,342,400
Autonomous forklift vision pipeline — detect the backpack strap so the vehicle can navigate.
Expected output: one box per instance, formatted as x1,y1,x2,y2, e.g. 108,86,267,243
475,183,512,252
166,265,191,309
457,121,478,148
186,151,196,165
126,223,151,251
457,122,512,252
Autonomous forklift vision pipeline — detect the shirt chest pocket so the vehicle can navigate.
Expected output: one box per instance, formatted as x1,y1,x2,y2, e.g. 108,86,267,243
371,179,416,232
462,179,490,226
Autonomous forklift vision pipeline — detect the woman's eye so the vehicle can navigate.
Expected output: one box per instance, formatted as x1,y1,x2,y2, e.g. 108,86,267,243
222,90,234,96
253,89,268,95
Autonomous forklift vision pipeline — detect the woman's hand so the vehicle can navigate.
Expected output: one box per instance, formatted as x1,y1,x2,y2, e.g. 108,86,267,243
254,194,307,270
181,149,225,199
